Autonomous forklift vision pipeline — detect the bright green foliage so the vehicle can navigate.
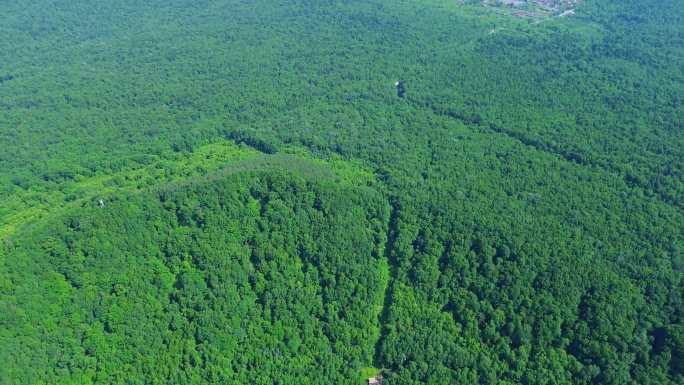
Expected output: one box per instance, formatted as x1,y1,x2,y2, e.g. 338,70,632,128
1,168,389,384
0,139,261,237
0,0,682,384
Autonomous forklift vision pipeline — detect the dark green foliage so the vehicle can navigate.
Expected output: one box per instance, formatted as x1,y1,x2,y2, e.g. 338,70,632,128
226,129,280,154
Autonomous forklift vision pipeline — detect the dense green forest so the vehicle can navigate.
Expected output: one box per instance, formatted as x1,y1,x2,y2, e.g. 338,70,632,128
0,0,682,384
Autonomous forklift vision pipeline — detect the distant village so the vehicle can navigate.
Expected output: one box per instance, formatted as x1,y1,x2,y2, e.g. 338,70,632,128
459,0,582,21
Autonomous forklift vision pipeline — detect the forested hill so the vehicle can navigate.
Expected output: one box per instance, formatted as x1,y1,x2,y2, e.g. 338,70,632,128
0,0,682,384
